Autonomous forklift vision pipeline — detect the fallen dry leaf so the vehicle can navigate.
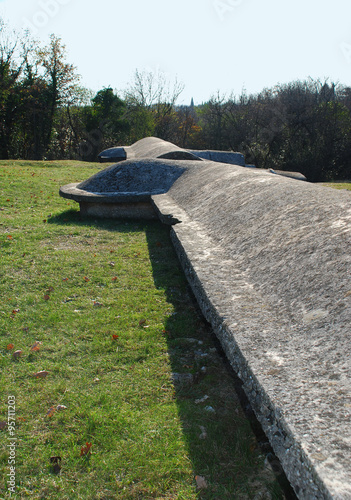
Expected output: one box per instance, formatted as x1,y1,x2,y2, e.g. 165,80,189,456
13,350,22,359
93,301,103,307
30,341,42,352
0,421,7,430
33,370,49,379
46,286,54,293
111,277,118,281
43,294,50,301
112,334,119,340
50,456,62,474
195,395,209,405
10,308,19,319
80,442,92,456
56,405,67,411
139,319,146,326
204,405,215,413
6,344,14,350
199,426,207,440
195,475,208,490
83,276,90,282
45,406,56,417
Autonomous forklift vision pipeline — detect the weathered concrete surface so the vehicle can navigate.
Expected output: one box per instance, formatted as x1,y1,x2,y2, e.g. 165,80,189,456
98,146,126,162
151,162,351,499
270,168,307,181
59,159,186,217
97,138,306,181
79,201,157,219
189,149,246,166
77,159,187,195
98,136,202,162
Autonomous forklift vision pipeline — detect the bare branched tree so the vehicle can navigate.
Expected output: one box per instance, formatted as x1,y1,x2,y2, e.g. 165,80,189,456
125,69,184,108
123,69,184,142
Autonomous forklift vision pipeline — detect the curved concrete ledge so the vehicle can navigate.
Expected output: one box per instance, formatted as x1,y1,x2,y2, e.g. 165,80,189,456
59,159,187,218
98,136,203,162
98,137,306,180
152,163,351,499
270,169,307,181
59,182,152,203
189,149,246,166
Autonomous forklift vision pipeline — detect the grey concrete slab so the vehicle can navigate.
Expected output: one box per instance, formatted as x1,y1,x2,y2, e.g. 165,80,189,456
151,162,351,499
269,169,307,181
59,159,187,217
98,136,202,162
77,159,187,195
189,149,246,166
98,146,127,163
59,159,186,219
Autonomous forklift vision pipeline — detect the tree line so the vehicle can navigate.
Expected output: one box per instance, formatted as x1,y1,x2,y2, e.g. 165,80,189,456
1,20,351,182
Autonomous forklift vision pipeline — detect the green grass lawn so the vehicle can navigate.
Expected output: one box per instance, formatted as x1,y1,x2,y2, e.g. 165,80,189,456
0,160,288,499
319,181,351,190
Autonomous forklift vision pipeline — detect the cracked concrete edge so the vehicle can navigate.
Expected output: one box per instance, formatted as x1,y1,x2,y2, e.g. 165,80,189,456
168,218,333,500
59,183,152,203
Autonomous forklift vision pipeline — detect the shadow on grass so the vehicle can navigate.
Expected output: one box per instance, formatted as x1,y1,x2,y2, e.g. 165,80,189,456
49,210,296,499
48,209,142,234
144,224,297,500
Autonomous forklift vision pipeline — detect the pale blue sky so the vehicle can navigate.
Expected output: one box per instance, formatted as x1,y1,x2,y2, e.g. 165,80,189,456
1,0,351,104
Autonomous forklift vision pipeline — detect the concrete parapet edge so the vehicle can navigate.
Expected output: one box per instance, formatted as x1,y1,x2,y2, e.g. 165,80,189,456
151,185,351,499
168,213,333,500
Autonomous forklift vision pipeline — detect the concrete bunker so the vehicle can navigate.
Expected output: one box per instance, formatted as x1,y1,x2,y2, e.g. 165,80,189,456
60,158,188,220
60,137,351,499
98,136,205,162
60,137,305,219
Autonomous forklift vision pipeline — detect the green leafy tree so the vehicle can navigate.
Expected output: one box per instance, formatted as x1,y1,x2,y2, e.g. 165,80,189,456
0,19,32,158
36,34,80,155
78,87,129,161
